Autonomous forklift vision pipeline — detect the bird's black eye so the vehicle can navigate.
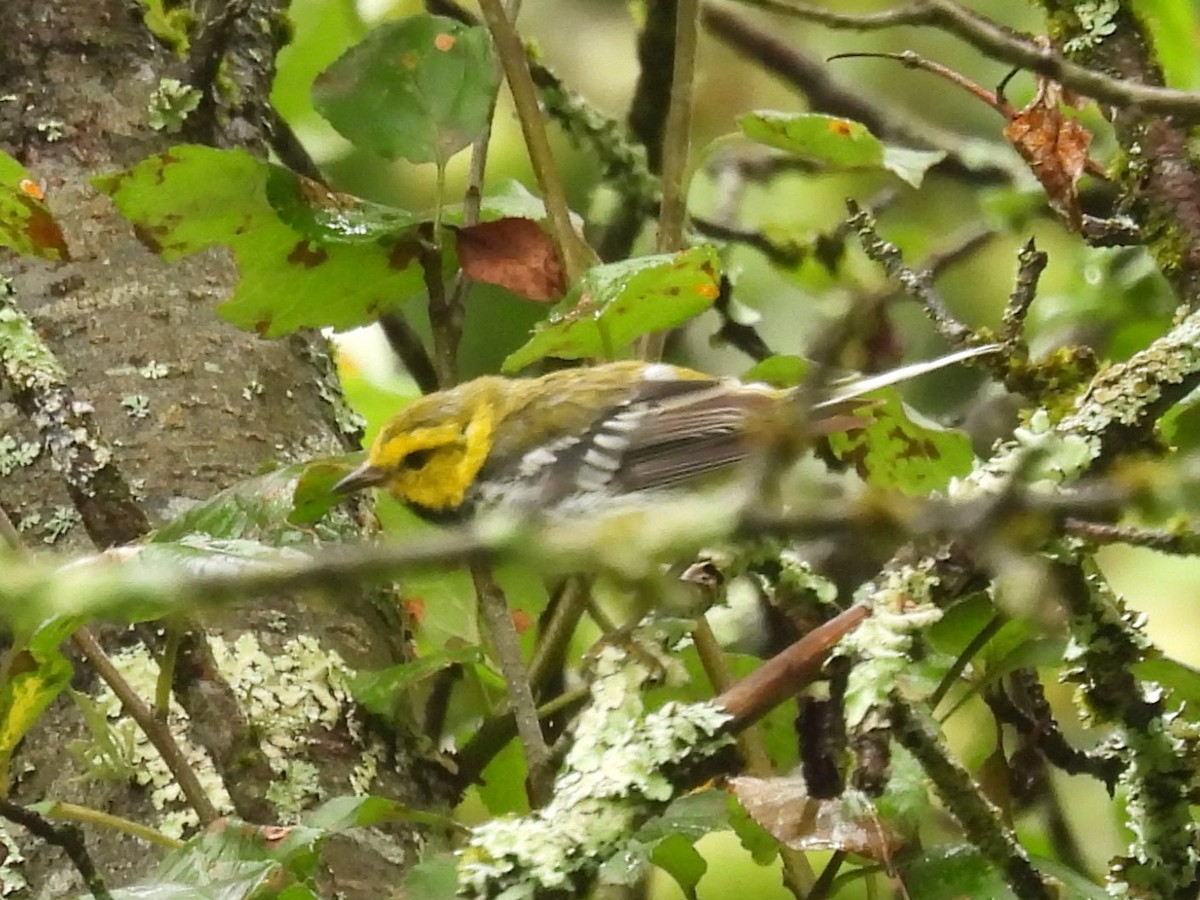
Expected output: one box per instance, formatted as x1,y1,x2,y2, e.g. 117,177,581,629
401,448,435,470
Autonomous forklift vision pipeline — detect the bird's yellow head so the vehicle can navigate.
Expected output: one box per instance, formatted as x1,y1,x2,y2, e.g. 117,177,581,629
333,383,501,517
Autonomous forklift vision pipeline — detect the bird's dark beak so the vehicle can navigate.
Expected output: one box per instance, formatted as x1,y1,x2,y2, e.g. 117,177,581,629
333,461,386,495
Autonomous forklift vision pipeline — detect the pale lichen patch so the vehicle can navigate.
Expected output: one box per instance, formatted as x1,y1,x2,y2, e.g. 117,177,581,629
0,824,28,896
0,435,39,476
459,644,734,897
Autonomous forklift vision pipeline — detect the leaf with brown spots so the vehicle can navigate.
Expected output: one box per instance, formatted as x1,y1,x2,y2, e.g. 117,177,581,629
454,217,567,302
1003,76,1093,231
825,389,974,495
94,145,436,336
312,15,496,166
0,152,70,260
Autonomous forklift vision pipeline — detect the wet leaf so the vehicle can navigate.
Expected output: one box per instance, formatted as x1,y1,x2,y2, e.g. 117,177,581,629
0,151,70,260
95,145,433,336
455,217,567,302
502,246,721,372
730,775,906,861
312,15,496,166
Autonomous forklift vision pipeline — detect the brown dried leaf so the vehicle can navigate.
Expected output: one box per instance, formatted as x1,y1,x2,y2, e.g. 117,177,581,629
455,216,567,302
731,774,906,862
1003,77,1093,231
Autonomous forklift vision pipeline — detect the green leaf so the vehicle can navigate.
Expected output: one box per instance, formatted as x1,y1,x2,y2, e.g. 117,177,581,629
0,151,70,260
399,853,460,900
651,832,707,900
312,15,497,166
738,111,944,187
901,845,1106,900
727,794,780,866
742,354,810,388
150,463,337,545
0,616,76,782
94,145,431,336
502,246,722,372
825,389,974,495
350,645,484,718
740,111,884,167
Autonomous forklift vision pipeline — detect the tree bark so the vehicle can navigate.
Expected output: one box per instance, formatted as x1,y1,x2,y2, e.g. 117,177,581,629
0,1,439,894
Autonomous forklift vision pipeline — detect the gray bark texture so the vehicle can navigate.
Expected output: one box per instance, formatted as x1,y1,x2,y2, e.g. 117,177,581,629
0,1,441,894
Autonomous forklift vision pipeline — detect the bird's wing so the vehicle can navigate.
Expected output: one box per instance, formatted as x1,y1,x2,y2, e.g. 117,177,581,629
540,378,862,499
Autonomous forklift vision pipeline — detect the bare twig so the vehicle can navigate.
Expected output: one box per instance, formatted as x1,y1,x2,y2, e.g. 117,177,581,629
656,0,699,258
984,672,1121,790
1000,238,1048,346
691,614,816,896
1063,518,1200,556
471,563,554,807
70,629,220,826
0,798,111,899
733,0,1200,121
378,313,440,395
41,801,182,851
718,605,869,728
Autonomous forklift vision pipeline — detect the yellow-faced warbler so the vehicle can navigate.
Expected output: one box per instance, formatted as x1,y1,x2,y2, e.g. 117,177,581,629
333,345,997,521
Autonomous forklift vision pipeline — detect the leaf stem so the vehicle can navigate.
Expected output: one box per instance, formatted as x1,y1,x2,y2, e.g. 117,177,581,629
641,0,699,361
476,0,591,283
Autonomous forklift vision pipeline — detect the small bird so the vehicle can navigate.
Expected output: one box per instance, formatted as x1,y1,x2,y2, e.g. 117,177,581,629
333,346,997,522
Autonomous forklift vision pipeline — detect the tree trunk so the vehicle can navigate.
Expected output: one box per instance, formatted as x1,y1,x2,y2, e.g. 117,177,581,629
0,1,439,894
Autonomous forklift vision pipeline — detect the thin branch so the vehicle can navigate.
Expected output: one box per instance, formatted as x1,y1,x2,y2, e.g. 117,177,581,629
691,614,815,897
1000,238,1048,346
1050,559,1198,895
70,628,220,826
891,699,1058,900
846,199,978,349
1063,518,1200,557
41,801,183,851
471,563,554,807
378,313,440,396
640,0,701,361
598,0,680,262
734,0,1200,121
656,0,699,258
0,798,111,900
719,605,869,728
455,685,590,787
985,672,1121,790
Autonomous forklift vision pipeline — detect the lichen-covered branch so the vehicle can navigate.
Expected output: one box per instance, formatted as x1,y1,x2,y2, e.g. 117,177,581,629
1051,558,1200,898
459,642,736,898
1046,1,1200,311
891,700,1058,900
